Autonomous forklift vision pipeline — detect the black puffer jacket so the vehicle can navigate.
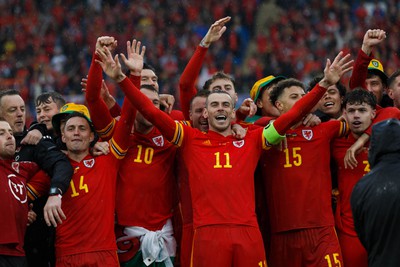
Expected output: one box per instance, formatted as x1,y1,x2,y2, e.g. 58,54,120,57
351,118,400,267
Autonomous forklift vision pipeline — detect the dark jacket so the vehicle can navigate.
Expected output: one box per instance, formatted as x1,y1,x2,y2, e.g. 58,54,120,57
16,123,73,267
351,118,400,267
15,123,73,195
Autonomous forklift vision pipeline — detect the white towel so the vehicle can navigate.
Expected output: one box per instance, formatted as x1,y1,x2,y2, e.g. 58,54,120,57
119,219,176,267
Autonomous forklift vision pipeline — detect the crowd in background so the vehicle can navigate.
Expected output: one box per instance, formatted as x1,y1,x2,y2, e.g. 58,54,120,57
1,0,399,123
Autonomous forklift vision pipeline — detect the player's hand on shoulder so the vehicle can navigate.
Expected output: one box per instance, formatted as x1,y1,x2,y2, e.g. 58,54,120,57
91,141,110,156
21,129,43,145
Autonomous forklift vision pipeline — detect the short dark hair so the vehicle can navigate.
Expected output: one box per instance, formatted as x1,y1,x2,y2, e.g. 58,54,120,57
269,78,305,106
190,90,210,109
35,92,66,109
64,112,95,132
143,62,156,73
202,78,213,91
209,71,236,91
307,75,347,97
343,88,377,109
388,70,400,89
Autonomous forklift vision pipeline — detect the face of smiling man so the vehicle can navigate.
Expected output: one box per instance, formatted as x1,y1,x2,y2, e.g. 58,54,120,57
317,85,343,119
203,92,235,136
62,116,94,157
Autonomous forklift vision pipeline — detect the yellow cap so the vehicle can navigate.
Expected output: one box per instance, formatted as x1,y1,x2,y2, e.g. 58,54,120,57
52,103,92,133
368,59,388,82
250,75,286,102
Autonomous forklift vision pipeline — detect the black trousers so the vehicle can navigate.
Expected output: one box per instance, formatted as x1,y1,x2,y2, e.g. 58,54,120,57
0,255,27,267
24,197,55,267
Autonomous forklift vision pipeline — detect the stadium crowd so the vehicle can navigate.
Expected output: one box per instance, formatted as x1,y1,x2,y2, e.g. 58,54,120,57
1,1,400,267
1,0,400,122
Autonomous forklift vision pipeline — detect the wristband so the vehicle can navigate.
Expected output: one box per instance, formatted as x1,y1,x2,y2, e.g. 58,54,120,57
263,122,285,145
49,187,62,196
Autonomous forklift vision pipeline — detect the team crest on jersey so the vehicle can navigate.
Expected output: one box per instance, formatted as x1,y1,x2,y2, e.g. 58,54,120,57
8,174,27,203
233,140,245,148
302,129,313,140
84,159,95,168
11,162,20,173
152,135,164,147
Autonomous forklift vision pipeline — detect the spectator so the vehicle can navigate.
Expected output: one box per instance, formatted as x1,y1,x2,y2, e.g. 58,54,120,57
1,1,400,123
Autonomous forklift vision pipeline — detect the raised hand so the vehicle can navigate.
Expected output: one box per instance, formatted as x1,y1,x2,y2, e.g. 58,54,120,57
95,36,117,53
361,29,386,55
319,51,354,88
200,16,231,47
159,94,175,114
95,46,125,82
120,39,146,76
237,98,257,118
81,76,88,92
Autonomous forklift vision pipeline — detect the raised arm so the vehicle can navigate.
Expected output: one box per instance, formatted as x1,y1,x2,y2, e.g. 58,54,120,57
180,16,231,119
82,77,121,117
96,43,177,141
266,52,354,144
86,36,118,140
109,96,136,159
349,29,386,90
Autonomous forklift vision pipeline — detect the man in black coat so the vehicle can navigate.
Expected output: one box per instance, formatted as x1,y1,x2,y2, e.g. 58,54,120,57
351,118,400,267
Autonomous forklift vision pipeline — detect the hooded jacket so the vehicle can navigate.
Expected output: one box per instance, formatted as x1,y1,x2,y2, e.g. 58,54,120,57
351,118,400,267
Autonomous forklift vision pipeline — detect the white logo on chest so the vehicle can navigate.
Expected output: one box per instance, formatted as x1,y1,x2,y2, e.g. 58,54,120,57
8,174,27,203
302,129,313,140
233,140,245,148
152,135,164,147
84,159,95,168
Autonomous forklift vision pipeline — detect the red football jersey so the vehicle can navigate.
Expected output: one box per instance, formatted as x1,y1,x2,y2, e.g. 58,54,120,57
0,159,40,256
262,120,348,233
175,149,192,226
55,153,120,257
116,74,333,230
331,106,400,236
116,127,177,231
332,134,369,236
171,124,269,228
56,102,131,257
